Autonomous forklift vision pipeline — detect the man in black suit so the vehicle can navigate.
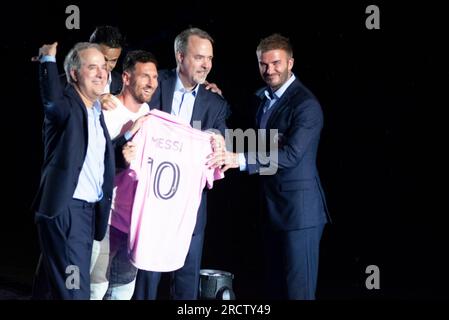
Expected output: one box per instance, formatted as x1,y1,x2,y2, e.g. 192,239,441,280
133,27,230,300
89,25,124,95
31,42,115,299
223,34,330,299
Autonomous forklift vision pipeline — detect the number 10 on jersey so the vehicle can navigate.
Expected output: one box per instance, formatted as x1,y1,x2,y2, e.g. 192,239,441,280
147,157,180,200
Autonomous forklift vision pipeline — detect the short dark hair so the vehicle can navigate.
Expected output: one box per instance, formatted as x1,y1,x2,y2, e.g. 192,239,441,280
123,50,158,73
256,33,293,58
89,25,124,48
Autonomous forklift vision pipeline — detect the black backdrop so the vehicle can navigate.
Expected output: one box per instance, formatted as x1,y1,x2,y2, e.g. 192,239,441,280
0,0,447,299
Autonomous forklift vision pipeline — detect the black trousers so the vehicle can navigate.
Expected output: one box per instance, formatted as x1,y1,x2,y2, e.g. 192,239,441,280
32,199,96,300
264,224,325,300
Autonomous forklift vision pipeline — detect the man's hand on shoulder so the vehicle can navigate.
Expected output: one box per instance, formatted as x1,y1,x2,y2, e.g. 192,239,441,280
204,81,223,96
100,94,118,110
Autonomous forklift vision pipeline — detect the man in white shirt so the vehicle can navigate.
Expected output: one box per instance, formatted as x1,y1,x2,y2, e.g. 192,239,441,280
90,50,158,300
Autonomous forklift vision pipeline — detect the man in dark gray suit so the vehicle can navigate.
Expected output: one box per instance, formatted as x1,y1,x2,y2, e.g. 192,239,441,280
223,34,330,299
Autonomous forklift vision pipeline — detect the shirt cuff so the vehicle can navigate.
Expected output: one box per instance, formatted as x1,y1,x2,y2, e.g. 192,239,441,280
40,55,56,63
238,153,247,171
124,131,133,141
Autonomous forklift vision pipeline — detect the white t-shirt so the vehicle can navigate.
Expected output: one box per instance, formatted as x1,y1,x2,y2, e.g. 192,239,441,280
102,96,150,233
102,96,150,139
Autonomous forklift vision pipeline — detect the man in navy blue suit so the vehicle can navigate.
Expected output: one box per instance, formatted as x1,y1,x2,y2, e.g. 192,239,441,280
223,34,330,299
89,25,125,95
133,27,230,300
31,42,115,299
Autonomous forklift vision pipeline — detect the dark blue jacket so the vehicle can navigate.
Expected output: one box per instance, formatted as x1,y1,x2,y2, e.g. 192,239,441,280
32,62,115,241
247,78,330,230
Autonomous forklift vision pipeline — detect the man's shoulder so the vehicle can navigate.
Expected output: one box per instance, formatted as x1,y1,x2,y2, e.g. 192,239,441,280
58,73,81,100
281,79,320,108
198,84,227,103
197,86,229,119
296,85,320,106
62,85,86,109
59,73,68,86
158,69,176,82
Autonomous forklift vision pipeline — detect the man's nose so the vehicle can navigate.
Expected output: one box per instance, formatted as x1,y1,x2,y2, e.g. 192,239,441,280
97,67,106,78
266,64,275,74
149,78,158,88
202,59,211,69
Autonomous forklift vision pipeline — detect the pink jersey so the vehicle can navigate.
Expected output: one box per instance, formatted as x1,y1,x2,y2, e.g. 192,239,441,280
128,109,223,271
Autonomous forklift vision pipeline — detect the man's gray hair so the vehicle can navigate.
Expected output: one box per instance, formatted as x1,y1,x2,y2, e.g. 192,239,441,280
174,27,214,55
64,42,102,84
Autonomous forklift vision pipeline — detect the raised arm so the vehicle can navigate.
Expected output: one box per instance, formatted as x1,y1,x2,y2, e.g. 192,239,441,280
34,42,70,124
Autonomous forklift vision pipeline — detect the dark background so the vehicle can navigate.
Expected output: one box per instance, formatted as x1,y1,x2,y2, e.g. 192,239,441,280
0,0,447,299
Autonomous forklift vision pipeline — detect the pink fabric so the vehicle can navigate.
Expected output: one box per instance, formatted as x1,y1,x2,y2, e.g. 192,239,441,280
128,109,223,271
105,100,150,234
109,169,138,234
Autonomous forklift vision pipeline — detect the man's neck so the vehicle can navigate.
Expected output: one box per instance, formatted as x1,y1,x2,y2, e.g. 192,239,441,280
117,93,142,113
74,86,95,108
177,70,196,91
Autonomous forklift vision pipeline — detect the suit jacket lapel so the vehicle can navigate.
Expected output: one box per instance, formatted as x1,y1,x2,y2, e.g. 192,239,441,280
266,94,290,128
265,79,301,128
255,87,289,129
254,88,266,128
190,85,207,126
161,70,177,114
160,70,208,127
66,85,90,148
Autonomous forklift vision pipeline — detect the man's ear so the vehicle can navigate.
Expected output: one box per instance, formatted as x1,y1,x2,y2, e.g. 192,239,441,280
175,51,183,65
122,71,131,85
70,69,78,83
288,57,294,71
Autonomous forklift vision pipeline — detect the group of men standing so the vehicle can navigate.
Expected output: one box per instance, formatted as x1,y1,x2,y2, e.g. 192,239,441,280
31,25,330,300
